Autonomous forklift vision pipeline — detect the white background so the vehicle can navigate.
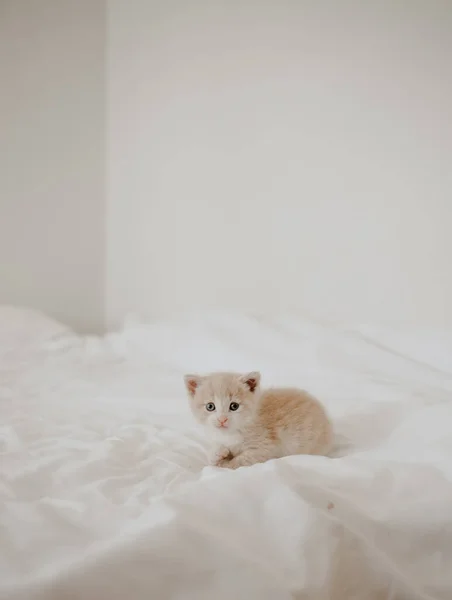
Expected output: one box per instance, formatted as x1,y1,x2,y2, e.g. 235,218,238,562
2,1,452,331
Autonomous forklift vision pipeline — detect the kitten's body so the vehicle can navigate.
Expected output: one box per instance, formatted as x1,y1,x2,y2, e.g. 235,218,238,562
184,371,332,469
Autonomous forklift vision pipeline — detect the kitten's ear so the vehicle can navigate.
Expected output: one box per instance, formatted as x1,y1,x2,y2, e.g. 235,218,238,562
184,374,203,396
239,371,261,393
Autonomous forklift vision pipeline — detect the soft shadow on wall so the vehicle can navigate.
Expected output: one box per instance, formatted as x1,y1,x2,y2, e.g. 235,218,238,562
0,0,106,333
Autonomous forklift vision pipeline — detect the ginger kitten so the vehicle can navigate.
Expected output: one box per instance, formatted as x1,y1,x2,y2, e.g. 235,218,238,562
184,371,332,469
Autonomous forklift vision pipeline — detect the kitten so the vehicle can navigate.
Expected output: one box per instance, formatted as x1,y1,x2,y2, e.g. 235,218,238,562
184,371,332,469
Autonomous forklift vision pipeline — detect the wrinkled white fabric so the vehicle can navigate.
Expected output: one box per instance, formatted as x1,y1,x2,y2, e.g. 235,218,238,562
1,307,452,599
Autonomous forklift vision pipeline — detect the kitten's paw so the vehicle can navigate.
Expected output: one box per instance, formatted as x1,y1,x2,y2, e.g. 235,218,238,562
217,457,240,469
209,445,233,466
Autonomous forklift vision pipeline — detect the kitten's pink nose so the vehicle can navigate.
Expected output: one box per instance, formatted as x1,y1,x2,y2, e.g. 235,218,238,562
218,416,228,427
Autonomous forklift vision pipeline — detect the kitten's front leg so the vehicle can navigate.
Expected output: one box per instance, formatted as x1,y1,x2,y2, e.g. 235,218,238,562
218,446,275,470
208,444,234,467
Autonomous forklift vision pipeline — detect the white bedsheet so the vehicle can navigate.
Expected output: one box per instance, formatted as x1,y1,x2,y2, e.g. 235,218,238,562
1,307,452,599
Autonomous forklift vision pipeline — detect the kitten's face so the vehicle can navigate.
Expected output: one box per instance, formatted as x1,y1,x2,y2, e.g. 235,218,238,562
184,371,261,436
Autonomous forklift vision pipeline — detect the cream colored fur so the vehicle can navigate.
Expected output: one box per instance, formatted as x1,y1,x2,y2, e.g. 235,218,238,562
184,371,332,469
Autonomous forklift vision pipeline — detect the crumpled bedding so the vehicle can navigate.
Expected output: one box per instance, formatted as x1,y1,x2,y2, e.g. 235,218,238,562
1,307,452,599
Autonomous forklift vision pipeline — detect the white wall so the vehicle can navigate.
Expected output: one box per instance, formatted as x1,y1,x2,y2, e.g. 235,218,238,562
2,2,452,332
0,0,106,332
108,0,452,329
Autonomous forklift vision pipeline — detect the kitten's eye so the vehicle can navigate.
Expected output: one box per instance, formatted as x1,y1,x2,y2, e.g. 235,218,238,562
205,402,216,412
229,402,240,411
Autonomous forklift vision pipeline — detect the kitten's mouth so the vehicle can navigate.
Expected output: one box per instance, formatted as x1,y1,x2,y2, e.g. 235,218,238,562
216,423,228,429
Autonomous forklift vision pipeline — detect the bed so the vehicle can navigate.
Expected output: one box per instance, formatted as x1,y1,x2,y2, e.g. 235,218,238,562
1,306,451,599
